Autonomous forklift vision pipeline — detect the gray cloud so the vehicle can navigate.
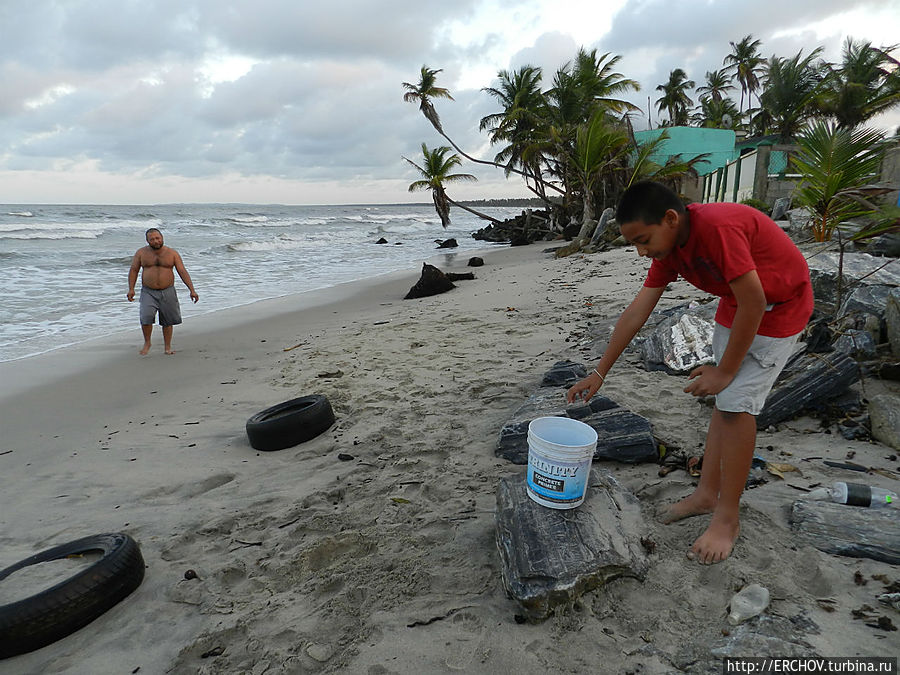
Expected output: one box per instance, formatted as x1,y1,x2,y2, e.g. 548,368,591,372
1,0,897,203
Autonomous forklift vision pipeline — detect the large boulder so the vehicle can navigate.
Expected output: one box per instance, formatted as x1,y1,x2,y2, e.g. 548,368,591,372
807,251,900,315
884,288,900,357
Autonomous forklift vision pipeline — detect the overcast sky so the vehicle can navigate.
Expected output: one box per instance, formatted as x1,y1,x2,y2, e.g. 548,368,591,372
2,0,899,205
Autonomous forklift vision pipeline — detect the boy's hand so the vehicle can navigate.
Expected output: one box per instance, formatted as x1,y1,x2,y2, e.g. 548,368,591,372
684,365,733,397
567,374,602,404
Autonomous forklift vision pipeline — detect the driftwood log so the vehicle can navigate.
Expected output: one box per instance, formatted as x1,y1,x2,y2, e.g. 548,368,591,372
789,500,900,564
495,472,649,621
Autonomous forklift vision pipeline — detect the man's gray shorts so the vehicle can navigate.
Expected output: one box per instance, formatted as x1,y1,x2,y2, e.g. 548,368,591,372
712,323,801,415
139,286,182,326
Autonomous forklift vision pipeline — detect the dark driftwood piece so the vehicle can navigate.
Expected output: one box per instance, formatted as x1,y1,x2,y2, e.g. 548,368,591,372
404,263,455,299
495,473,649,620
789,500,900,564
756,350,859,429
495,392,656,465
496,361,657,465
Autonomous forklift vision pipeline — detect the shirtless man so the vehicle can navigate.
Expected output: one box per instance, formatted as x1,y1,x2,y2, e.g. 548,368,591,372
127,228,199,355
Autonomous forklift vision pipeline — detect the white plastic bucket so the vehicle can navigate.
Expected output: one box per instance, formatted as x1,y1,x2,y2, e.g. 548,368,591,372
526,416,598,509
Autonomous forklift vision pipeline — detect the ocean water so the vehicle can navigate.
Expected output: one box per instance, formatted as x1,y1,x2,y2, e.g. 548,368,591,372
0,203,518,362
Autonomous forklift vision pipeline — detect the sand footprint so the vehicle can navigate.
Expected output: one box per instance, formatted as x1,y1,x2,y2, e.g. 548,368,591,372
443,611,489,671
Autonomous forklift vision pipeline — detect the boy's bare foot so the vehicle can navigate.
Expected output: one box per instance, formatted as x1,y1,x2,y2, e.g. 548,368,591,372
686,519,740,564
657,492,717,524
140,343,151,355
165,348,176,355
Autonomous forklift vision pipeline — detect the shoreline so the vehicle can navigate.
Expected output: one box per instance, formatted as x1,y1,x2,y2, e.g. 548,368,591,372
2,240,897,674
0,244,508,403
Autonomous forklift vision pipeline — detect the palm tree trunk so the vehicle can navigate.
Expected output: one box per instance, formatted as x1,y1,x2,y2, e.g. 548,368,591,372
445,196,503,224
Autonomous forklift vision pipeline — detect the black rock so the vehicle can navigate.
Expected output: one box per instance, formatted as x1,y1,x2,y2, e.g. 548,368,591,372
404,263,455,299
375,237,388,244
468,257,484,267
437,238,458,248
540,360,588,387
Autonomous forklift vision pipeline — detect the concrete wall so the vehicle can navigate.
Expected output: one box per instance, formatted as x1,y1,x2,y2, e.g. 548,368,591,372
634,127,737,176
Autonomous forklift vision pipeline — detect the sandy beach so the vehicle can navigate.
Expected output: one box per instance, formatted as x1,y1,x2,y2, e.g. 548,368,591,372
1,242,898,674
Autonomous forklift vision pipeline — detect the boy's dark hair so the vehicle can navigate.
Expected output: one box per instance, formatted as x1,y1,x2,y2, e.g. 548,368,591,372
616,181,685,225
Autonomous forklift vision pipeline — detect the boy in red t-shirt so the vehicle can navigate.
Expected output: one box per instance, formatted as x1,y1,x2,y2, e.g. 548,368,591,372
567,181,813,564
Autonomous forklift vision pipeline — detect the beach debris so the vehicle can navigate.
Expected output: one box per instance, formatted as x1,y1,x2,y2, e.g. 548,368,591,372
245,395,336,451
878,592,900,612
495,472,649,621
496,390,656,465
587,207,617,249
639,301,717,374
496,361,656,464
756,350,859,429
765,462,801,480
468,256,484,267
771,197,791,221
404,263,455,299
436,237,458,248
807,251,900,316
472,208,554,245
184,569,199,580
316,370,344,379
727,583,770,625
789,500,900,564
200,646,225,659
868,394,900,450
337,453,354,461
282,342,305,352
445,271,475,282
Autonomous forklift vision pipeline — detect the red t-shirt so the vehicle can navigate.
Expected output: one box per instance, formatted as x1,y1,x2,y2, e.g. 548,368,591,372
644,202,813,337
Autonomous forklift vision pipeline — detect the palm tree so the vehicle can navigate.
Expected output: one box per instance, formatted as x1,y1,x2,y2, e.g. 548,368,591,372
402,66,454,133
791,121,886,241
723,35,765,113
759,48,825,142
818,38,900,129
480,65,550,196
696,69,734,103
403,144,498,228
692,97,741,129
655,68,695,126
571,48,641,117
569,112,631,242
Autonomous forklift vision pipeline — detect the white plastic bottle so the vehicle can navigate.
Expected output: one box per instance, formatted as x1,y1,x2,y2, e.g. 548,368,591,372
727,583,770,625
829,482,897,508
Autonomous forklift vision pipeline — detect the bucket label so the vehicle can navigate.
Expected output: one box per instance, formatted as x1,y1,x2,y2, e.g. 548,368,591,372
526,454,590,505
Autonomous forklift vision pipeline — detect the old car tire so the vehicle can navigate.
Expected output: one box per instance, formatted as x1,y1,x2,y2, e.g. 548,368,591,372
246,394,336,451
0,533,145,659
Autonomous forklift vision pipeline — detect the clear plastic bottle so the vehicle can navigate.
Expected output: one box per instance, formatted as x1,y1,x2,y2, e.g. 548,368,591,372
828,482,897,508
727,583,770,625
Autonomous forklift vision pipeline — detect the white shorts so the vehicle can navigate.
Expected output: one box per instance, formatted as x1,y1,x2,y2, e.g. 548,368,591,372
712,323,801,415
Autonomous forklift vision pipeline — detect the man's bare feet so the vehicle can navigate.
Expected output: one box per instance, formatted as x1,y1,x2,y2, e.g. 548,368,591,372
657,492,717,524
686,518,740,564
140,343,151,355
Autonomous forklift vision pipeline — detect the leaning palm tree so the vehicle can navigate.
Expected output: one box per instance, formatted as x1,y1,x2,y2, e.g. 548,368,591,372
655,68,695,126
403,144,499,228
403,65,553,194
723,35,765,113
402,66,454,133
791,120,886,242
696,69,734,103
817,38,900,129
759,48,825,142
